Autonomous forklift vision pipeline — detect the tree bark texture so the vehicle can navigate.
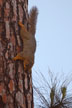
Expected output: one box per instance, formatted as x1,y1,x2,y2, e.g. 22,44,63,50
0,0,34,108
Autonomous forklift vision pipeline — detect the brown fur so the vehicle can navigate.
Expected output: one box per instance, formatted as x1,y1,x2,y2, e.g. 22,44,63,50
13,7,38,71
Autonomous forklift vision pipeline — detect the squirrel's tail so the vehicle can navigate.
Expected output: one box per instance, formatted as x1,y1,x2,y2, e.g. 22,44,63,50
29,6,38,36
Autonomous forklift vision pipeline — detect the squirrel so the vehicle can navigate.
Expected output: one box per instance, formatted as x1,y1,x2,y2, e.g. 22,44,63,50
13,7,38,72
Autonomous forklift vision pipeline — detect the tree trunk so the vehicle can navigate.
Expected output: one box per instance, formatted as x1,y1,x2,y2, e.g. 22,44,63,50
0,0,34,108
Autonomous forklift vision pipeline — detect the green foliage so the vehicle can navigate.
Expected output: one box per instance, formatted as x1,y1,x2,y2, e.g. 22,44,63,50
33,71,72,108
61,86,66,99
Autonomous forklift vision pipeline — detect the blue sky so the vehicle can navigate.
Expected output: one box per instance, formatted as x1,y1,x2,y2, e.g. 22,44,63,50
29,0,72,76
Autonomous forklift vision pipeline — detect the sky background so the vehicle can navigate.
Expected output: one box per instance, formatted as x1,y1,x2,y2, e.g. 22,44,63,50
28,0,72,107
29,0,72,77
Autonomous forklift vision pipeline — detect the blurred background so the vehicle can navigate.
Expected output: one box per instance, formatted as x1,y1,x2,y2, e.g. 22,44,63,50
29,0,72,77
29,1,72,107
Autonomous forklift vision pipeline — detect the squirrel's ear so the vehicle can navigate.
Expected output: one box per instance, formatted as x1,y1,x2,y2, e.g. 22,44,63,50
29,6,38,36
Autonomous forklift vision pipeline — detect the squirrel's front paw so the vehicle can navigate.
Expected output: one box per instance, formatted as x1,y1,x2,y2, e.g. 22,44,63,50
12,55,24,61
12,55,19,61
12,56,17,61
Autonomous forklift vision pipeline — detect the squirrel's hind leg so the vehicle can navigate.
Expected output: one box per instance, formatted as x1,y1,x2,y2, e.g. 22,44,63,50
18,22,27,33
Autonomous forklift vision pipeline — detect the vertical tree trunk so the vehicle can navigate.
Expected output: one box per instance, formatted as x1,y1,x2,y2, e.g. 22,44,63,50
0,0,34,108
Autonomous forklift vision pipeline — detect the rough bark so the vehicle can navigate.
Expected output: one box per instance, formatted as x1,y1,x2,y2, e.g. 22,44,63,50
0,0,34,108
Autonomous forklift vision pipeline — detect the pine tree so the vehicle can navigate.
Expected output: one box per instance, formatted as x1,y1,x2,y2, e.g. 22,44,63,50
0,0,34,107
34,71,72,108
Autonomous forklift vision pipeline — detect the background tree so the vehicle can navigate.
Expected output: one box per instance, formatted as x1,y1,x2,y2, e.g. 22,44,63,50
0,0,34,108
34,71,72,108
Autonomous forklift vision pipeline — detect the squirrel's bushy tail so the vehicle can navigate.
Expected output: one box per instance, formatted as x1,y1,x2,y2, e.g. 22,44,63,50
29,6,38,36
